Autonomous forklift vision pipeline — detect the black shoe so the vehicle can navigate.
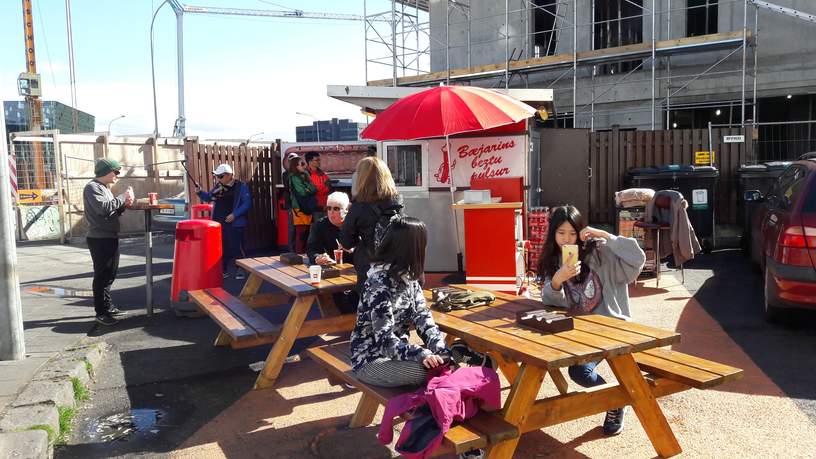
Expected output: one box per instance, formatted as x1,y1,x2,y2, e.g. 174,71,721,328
107,306,125,316
603,407,626,435
223,272,231,279
95,314,119,326
458,449,484,459
450,340,496,369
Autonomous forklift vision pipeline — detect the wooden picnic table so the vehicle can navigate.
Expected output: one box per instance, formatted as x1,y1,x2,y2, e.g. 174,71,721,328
231,256,358,389
426,286,697,459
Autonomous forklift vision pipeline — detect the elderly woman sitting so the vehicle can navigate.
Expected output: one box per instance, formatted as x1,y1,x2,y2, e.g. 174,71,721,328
307,191,352,265
306,191,357,313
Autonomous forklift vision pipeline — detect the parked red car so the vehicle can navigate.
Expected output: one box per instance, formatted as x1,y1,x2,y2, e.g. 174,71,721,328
746,156,816,321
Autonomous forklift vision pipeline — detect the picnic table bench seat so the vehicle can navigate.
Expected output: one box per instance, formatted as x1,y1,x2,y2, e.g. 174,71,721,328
633,347,743,389
190,287,357,350
305,341,520,457
190,288,281,346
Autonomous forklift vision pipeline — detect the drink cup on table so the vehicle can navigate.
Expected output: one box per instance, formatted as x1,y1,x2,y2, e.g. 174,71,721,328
333,249,344,265
148,192,158,206
308,265,322,285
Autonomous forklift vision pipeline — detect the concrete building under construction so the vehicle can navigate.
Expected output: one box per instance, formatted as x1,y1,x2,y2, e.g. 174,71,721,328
361,0,816,158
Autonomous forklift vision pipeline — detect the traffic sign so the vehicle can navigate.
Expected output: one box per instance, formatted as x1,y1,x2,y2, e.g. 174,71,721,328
17,189,43,204
694,151,715,166
723,135,745,143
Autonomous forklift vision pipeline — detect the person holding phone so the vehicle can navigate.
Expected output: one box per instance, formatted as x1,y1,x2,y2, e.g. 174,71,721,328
350,217,449,388
537,205,645,436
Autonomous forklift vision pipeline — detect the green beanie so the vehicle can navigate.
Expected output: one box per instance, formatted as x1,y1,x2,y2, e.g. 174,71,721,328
95,158,122,177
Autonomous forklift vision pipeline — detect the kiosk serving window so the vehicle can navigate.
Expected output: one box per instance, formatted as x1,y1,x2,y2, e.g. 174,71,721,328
385,143,427,190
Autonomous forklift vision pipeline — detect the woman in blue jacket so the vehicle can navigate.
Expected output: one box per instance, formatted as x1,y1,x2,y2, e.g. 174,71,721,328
197,163,252,279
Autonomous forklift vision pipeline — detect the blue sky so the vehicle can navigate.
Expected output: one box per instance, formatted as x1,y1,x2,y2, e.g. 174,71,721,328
0,0,391,141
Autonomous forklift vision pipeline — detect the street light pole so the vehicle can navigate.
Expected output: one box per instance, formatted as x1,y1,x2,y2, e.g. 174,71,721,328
0,105,24,361
150,0,172,138
107,115,126,134
296,112,320,143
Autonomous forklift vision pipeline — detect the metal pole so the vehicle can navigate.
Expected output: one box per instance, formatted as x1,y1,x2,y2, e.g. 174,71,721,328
505,0,509,89
752,4,759,123
466,3,471,68
741,0,748,126
65,0,78,132
573,0,577,127
392,0,398,86
651,0,656,130
150,0,172,138
446,0,451,84
0,109,25,361
590,0,595,131
666,0,672,130
708,121,714,167
144,210,153,316
174,8,186,137
364,0,369,83
53,132,66,244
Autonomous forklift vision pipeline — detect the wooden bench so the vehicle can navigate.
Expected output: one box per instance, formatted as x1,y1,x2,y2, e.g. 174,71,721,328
633,347,743,389
189,288,282,347
306,341,520,457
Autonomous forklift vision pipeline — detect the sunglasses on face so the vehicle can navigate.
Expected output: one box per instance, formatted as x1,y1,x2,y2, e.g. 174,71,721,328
113,170,121,176
327,206,344,212
215,174,226,179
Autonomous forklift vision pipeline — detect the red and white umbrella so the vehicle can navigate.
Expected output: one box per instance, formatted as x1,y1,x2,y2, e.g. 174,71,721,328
361,85,536,270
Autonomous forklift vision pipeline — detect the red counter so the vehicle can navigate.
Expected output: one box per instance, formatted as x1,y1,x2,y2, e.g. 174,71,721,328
453,202,523,292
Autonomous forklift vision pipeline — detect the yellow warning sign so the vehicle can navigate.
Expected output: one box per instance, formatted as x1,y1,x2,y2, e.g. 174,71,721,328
694,151,715,166
17,189,44,204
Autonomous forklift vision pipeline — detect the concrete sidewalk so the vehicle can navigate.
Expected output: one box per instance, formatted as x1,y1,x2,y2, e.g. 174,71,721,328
0,236,175,456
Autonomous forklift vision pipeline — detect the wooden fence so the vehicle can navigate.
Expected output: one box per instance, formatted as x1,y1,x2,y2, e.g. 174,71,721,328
185,140,280,251
589,127,749,226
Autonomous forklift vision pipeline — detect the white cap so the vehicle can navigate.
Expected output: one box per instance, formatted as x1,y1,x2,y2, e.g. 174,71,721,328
212,164,233,175
286,152,300,161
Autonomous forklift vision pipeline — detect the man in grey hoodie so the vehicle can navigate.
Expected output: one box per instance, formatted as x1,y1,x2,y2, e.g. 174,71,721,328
83,158,133,325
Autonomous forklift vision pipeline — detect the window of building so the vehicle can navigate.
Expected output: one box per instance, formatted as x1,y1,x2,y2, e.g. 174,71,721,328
532,0,558,57
593,0,643,75
386,144,423,187
687,0,718,37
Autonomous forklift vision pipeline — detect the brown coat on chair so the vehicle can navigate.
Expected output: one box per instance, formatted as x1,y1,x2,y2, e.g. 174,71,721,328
644,190,701,265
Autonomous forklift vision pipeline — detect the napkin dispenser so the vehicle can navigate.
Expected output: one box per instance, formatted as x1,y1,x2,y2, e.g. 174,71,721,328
463,189,491,204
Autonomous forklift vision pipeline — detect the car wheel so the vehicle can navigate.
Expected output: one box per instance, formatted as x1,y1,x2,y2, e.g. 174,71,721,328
763,261,782,323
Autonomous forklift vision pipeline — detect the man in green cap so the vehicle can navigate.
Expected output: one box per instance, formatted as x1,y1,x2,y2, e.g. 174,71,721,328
83,158,134,326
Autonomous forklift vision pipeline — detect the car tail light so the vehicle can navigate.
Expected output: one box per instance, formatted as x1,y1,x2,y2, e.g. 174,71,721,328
777,226,816,267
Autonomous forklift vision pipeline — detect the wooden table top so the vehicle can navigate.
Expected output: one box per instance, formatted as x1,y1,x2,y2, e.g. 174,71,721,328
426,287,680,370
236,256,357,296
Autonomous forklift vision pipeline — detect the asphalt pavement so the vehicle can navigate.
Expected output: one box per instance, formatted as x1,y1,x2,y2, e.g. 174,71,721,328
3,237,815,458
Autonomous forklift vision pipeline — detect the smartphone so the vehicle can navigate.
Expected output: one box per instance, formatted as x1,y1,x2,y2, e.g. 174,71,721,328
562,244,579,266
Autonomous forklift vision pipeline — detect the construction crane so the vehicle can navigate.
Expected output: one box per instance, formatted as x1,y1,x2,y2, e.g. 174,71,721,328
17,0,45,190
153,1,387,138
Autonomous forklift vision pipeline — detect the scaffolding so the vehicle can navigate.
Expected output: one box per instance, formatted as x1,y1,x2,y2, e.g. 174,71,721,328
363,0,816,131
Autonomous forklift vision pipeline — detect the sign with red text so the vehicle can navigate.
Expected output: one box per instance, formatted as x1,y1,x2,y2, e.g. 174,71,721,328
428,135,526,188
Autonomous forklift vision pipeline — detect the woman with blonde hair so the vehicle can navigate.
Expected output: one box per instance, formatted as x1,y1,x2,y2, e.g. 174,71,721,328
340,156,403,291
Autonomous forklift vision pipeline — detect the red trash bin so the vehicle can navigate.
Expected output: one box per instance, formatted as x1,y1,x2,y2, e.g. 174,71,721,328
191,203,213,220
171,219,223,302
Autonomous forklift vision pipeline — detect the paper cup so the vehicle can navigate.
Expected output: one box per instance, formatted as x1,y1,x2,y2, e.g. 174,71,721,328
308,265,322,285
333,249,343,265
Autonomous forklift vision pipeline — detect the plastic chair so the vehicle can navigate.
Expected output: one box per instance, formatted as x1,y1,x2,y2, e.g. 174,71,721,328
634,194,684,287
